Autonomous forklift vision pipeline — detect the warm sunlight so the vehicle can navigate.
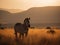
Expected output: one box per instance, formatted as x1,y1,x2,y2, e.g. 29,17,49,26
30,0,57,7
40,0,55,4
40,0,55,5
0,0,59,10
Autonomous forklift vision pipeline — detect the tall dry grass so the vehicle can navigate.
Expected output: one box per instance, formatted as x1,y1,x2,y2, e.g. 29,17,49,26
0,28,60,45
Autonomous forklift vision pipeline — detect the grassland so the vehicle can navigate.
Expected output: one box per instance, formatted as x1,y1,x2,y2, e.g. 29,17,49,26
0,28,60,45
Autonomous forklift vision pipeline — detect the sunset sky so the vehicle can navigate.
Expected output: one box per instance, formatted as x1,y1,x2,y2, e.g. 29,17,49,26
0,0,60,10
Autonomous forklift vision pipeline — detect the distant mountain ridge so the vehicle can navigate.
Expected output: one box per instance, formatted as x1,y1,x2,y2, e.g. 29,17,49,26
0,8,23,13
0,6,60,24
14,6,60,23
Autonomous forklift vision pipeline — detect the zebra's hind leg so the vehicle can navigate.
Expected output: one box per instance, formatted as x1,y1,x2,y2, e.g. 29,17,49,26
15,32,19,41
15,32,18,39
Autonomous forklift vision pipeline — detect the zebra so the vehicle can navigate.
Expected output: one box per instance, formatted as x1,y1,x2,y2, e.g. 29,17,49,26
14,18,30,39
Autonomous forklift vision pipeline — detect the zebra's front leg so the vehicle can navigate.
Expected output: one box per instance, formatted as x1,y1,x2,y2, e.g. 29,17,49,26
19,33,24,39
25,31,28,37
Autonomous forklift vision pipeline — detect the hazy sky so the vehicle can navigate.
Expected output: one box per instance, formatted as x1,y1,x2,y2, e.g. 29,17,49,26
0,0,60,10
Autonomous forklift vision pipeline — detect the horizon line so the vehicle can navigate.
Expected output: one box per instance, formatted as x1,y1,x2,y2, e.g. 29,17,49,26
0,5,60,10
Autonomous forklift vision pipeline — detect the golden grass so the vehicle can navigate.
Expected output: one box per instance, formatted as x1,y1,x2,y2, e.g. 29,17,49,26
0,28,60,45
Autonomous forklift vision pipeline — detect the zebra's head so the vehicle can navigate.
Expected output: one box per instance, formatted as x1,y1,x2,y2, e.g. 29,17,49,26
24,18,30,28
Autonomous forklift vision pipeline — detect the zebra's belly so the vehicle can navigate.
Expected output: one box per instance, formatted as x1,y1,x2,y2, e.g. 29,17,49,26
15,26,27,33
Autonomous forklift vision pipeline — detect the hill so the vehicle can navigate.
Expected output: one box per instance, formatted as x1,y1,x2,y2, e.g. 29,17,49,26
0,6,60,24
0,8,23,13
14,6,60,24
